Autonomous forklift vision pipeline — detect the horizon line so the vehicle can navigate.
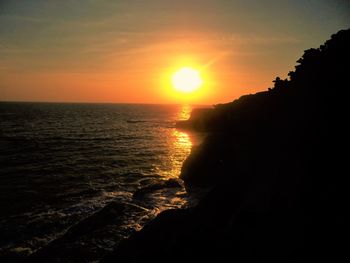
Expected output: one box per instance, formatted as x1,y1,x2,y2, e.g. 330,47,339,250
0,100,212,107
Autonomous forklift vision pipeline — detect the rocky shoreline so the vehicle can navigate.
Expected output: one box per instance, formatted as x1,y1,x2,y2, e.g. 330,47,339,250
102,29,348,262
18,179,185,263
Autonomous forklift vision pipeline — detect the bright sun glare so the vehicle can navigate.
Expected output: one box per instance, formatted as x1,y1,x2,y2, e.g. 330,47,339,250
172,67,203,93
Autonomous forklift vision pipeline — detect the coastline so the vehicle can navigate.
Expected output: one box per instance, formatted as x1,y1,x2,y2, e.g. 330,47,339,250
101,29,348,262
0,104,193,263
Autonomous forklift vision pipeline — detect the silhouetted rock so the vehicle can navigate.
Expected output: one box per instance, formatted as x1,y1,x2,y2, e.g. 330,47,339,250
101,209,190,262
103,29,349,262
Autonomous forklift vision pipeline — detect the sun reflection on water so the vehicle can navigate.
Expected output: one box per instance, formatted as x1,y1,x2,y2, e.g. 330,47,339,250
173,130,192,149
165,105,193,178
153,105,205,180
178,104,192,120
163,129,192,179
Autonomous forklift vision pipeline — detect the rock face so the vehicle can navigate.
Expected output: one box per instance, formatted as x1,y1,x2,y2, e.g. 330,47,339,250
103,29,349,262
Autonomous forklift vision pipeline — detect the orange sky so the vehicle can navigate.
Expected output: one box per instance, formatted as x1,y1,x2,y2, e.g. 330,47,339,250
0,1,349,104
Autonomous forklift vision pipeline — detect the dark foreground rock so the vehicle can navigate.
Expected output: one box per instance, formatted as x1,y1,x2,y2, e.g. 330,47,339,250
25,201,149,263
103,29,348,262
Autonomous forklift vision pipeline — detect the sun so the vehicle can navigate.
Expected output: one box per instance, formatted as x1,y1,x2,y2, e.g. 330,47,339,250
172,67,203,93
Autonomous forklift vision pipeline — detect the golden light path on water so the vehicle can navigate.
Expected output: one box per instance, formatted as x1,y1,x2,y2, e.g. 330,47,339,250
131,105,195,218
152,104,209,211
107,105,203,232
169,129,191,178
178,104,192,120
167,105,193,178
159,106,203,180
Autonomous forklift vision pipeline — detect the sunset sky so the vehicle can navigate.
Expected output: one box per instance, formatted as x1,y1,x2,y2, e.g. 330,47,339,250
0,0,349,104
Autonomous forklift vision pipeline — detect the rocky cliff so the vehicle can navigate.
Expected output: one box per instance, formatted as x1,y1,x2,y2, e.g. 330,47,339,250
102,29,349,262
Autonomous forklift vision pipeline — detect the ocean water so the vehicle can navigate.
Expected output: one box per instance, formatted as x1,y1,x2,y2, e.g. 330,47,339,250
0,102,204,260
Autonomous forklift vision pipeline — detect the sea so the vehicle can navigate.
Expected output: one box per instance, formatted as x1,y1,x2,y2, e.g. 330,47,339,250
0,102,205,261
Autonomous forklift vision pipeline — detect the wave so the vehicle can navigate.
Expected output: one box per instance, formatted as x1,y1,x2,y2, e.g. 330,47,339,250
0,135,112,142
126,120,148,123
126,119,175,128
